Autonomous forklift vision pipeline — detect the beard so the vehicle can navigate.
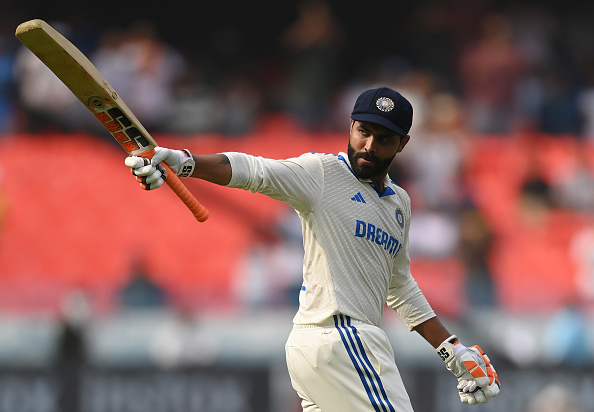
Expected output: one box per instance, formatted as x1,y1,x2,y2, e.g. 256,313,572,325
347,142,395,180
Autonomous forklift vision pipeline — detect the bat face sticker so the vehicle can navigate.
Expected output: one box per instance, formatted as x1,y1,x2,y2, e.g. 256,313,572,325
88,96,151,153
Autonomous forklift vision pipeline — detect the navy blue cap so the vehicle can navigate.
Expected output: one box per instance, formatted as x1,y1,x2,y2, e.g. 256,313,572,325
351,87,413,136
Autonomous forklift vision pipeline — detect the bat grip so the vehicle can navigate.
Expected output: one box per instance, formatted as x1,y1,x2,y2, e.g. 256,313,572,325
163,165,210,222
140,150,209,222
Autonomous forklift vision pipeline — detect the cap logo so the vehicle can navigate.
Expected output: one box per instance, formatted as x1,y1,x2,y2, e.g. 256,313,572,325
376,97,394,112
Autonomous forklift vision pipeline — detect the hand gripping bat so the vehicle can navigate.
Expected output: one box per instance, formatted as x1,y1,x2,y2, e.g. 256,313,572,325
15,19,209,222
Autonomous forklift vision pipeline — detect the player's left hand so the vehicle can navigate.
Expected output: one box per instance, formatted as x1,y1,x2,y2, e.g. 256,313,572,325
436,335,500,404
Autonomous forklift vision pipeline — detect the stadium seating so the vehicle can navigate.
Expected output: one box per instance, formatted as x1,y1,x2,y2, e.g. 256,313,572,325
0,132,590,315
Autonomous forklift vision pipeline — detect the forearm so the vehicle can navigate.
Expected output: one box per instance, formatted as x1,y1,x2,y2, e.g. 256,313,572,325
191,154,232,186
413,316,452,349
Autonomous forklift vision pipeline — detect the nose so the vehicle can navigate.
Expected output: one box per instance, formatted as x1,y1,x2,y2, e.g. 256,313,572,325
364,135,377,153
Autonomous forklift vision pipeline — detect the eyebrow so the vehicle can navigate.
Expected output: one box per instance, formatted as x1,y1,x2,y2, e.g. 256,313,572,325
358,121,399,139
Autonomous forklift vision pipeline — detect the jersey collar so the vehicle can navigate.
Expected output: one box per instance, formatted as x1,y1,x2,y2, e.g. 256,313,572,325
338,152,396,197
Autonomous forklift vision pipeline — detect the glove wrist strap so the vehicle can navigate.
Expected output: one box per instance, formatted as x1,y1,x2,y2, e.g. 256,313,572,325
177,149,196,177
436,335,465,363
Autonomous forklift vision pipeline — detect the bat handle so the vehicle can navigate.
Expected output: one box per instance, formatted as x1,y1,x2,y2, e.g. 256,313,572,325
140,150,210,222
163,166,210,222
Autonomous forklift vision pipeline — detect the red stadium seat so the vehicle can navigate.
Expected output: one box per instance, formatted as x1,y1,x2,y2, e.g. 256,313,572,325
0,132,590,315
410,258,467,318
488,210,584,313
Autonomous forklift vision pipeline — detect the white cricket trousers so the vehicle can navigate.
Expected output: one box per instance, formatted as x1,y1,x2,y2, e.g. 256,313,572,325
285,314,414,412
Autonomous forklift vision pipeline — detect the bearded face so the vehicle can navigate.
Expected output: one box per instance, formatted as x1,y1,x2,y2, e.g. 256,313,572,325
347,141,396,180
347,121,406,181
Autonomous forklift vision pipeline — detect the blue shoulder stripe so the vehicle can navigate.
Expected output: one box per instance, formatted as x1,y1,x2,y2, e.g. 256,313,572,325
338,154,356,176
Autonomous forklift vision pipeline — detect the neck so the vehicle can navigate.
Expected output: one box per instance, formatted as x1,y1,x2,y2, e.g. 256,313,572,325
370,176,386,194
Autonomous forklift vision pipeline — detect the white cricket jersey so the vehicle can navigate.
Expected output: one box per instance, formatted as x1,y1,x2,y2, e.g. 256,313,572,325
225,151,435,329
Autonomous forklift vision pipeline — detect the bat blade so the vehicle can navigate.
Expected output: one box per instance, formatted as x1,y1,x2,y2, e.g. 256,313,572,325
15,19,209,222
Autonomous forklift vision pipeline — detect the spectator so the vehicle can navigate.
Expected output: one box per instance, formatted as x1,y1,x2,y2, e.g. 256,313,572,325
54,289,91,412
91,21,188,134
550,142,594,211
164,68,224,134
118,256,168,309
537,67,580,136
457,201,496,309
217,73,263,136
457,13,527,135
280,0,344,131
232,207,304,309
542,304,591,367
398,92,469,210
13,22,84,133
0,28,17,134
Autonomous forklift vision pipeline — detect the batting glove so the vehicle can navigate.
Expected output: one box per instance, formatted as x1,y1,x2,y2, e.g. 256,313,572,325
125,156,168,190
436,335,500,405
151,147,196,177
125,147,195,190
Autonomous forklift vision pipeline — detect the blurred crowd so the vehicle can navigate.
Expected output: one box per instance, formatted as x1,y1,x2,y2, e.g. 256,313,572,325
0,0,594,139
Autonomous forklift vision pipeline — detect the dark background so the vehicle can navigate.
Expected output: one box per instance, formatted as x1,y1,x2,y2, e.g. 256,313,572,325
5,0,592,93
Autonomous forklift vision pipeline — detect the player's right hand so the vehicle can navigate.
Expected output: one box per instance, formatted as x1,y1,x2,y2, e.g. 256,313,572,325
125,147,196,190
125,156,167,190
436,335,500,405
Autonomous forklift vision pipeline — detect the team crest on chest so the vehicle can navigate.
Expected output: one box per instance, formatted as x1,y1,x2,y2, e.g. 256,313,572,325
395,208,405,229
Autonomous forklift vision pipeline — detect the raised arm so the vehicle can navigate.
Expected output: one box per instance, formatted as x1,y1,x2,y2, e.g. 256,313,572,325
191,154,232,186
124,147,232,189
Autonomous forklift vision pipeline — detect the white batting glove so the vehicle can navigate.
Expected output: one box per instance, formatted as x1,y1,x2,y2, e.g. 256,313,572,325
437,335,500,405
124,147,195,191
151,147,195,177
125,156,167,190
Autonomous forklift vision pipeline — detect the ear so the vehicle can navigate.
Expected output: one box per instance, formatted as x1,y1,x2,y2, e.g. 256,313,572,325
350,118,355,131
397,135,410,153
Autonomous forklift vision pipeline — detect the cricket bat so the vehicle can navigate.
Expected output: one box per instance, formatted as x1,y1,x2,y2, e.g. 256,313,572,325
15,19,209,222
